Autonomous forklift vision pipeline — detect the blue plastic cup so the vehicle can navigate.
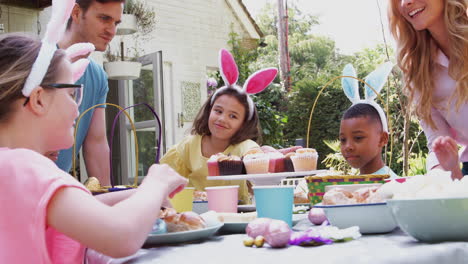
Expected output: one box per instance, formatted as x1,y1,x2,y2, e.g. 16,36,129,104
253,185,295,226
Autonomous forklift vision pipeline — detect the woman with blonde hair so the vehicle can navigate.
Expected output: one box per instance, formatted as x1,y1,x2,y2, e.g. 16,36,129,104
388,0,468,179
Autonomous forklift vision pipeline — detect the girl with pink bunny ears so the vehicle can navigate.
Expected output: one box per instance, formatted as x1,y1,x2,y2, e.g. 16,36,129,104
160,48,278,204
0,0,187,263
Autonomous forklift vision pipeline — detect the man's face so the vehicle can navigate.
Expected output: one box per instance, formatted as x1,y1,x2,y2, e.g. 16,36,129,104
74,1,123,51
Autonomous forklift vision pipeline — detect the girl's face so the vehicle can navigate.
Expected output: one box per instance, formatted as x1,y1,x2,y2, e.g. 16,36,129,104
208,94,246,142
339,117,386,173
397,0,445,31
44,59,80,150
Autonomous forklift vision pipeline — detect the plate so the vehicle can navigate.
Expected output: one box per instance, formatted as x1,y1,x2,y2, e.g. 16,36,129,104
220,222,248,233
144,222,224,245
219,214,308,234
292,213,308,224
207,170,327,185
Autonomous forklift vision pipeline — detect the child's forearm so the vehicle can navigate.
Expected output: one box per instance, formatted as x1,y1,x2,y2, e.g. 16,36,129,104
94,189,137,206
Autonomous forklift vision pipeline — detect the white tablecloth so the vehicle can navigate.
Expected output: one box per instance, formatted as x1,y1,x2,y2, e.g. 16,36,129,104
102,219,468,264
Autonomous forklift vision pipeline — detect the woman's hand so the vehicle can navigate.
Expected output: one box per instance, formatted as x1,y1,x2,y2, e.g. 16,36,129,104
432,136,462,179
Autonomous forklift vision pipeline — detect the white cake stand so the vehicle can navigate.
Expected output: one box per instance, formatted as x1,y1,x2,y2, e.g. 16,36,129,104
207,170,328,186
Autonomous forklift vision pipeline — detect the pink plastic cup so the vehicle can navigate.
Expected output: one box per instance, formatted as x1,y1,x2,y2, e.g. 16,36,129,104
205,185,239,213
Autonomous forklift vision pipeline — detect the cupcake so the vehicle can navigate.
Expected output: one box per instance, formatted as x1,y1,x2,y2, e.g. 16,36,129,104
267,151,285,173
207,153,222,176
218,154,243,175
283,152,296,172
290,148,318,171
243,153,270,174
244,147,264,155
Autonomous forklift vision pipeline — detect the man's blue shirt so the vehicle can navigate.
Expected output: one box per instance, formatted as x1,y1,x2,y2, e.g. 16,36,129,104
56,58,109,172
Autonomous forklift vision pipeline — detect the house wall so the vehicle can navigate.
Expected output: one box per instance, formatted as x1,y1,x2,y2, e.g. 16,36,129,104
110,0,259,147
0,4,41,34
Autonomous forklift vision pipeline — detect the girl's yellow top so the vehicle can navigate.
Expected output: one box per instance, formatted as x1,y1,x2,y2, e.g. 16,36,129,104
160,134,259,204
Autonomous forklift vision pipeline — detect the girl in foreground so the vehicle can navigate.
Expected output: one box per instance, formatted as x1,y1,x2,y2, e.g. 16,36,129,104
0,10,186,264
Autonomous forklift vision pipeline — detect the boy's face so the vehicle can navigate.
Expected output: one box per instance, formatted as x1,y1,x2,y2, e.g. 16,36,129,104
339,116,388,174
72,1,123,51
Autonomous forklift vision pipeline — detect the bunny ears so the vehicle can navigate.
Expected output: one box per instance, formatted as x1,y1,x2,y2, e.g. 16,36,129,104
211,48,278,120
22,0,94,97
341,62,394,132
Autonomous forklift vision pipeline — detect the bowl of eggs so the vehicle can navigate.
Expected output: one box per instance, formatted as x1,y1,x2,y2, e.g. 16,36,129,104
386,170,468,242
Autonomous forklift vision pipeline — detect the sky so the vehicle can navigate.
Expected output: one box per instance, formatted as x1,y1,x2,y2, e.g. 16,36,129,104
243,0,396,55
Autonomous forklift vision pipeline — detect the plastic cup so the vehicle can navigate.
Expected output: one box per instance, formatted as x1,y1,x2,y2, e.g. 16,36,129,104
253,185,294,226
170,187,195,212
205,185,239,213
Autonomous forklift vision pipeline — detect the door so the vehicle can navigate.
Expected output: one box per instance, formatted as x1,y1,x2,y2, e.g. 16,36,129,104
118,51,165,184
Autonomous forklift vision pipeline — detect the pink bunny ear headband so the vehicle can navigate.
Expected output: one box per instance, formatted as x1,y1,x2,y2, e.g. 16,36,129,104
22,0,95,97
210,48,278,120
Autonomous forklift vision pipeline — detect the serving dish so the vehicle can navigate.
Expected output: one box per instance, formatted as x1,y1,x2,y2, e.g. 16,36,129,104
314,202,397,234
387,197,468,242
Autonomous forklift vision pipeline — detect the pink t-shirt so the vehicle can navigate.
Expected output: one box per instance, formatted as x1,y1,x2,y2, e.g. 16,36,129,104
0,148,90,264
420,50,468,170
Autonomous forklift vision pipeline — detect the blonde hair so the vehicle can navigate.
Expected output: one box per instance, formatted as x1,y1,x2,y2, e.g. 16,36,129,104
0,33,66,123
388,0,468,129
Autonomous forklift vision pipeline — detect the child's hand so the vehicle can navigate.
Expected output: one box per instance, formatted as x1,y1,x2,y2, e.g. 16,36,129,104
142,164,188,197
44,150,60,162
432,136,461,177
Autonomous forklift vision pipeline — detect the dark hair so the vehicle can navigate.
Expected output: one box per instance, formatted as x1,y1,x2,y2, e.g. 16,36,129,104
342,103,382,129
0,33,66,123
66,0,125,29
191,87,262,145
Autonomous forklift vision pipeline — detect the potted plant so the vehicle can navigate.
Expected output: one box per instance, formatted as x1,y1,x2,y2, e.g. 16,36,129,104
104,0,156,80
104,45,142,80
117,0,156,35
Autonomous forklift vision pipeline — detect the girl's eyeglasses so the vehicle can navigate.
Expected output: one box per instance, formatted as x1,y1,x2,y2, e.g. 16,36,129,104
23,83,83,107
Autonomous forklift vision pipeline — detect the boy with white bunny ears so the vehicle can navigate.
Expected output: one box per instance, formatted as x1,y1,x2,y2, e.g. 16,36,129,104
339,62,398,179
161,48,278,204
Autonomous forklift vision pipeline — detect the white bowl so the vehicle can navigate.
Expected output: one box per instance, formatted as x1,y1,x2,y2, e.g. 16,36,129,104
387,197,468,242
324,183,382,193
315,202,397,234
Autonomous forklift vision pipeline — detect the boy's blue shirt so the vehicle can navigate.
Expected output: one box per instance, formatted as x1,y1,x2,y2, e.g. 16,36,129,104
372,165,398,179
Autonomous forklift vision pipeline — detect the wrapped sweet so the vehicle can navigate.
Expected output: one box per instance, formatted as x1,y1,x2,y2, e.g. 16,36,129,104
264,220,291,248
308,207,327,225
246,218,272,238
245,218,291,248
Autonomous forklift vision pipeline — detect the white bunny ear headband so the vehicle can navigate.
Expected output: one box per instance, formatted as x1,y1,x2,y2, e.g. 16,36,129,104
210,48,278,120
22,0,95,97
341,62,394,133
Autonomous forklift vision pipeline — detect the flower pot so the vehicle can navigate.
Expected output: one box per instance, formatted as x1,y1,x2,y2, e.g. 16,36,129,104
116,14,137,35
104,61,142,80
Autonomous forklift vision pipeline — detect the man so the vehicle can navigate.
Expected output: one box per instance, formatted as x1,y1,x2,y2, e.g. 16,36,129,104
56,0,124,185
